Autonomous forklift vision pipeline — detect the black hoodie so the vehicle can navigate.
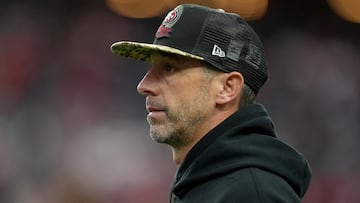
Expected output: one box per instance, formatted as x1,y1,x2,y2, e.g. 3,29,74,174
170,104,311,203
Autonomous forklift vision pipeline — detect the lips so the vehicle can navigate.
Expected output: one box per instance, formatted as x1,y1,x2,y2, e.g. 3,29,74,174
146,101,167,122
146,106,166,122
147,106,164,113
146,99,166,113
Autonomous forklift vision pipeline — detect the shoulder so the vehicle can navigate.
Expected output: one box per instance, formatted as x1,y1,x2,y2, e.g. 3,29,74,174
182,167,302,203
243,167,302,202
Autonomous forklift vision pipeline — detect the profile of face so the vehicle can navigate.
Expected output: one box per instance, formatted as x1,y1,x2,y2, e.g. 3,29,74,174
137,53,219,149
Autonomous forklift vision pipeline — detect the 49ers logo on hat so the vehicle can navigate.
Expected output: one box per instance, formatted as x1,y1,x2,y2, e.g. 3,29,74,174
163,9,178,25
156,5,183,38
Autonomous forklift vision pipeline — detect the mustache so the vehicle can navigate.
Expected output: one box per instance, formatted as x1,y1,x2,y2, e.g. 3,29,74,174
146,98,167,111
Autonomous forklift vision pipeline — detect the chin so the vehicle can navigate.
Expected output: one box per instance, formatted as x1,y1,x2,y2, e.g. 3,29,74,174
150,128,168,143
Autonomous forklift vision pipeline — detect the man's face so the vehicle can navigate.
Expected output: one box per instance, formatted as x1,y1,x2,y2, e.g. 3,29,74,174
137,53,217,149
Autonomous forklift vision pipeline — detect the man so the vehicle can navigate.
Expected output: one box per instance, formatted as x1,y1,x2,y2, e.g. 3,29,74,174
111,4,311,203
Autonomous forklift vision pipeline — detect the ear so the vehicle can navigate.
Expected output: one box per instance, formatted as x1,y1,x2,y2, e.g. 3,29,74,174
215,72,244,105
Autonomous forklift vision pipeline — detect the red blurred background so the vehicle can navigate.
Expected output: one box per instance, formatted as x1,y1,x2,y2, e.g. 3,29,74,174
0,0,359,202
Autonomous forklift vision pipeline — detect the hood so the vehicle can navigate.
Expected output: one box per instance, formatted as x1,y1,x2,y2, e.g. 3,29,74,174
172,104,311,198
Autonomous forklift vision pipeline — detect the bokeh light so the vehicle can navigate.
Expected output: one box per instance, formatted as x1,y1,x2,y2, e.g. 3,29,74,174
327,0,360,23
213,0,268,20
106,0,268,20
169,0,202,5
105,0,169,18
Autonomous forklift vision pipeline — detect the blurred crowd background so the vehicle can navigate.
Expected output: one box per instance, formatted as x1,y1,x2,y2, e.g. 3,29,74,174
0,0,359,202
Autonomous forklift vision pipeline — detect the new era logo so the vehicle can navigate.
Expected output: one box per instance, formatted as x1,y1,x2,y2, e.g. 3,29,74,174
212,44,225,57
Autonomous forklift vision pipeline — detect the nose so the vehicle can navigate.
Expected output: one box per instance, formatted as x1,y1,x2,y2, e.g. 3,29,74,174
137,68,158,96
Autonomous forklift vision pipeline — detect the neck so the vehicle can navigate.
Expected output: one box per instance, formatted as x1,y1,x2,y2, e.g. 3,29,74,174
171,108,237,165
172,145,194,165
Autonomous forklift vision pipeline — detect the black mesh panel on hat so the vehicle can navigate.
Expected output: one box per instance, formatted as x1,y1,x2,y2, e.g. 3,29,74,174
194,12,268,94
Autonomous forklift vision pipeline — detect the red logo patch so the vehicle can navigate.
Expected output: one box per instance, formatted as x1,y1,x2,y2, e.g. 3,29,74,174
155,25,171,38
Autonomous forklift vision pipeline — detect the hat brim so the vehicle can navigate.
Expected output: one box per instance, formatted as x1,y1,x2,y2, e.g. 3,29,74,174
110,41,204,63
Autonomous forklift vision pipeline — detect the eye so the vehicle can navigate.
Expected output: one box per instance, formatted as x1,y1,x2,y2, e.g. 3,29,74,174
164,64,176,73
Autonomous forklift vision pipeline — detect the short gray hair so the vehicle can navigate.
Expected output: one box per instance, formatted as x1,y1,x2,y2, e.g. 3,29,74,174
239,84,256,108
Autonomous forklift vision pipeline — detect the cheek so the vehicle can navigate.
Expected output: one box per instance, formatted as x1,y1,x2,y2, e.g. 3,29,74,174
180,85,214,113
164,76,215,111
171,87,202,106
